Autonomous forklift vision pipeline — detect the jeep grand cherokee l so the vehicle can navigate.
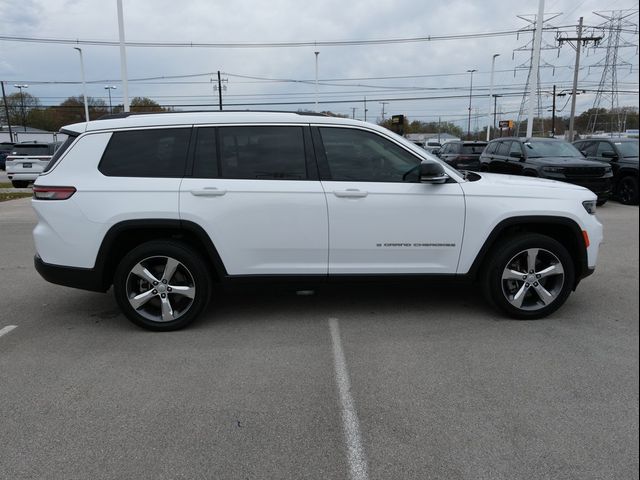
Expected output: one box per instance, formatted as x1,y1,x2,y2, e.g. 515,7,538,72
32,112,603,330
573,138,639,205
479,137,613,205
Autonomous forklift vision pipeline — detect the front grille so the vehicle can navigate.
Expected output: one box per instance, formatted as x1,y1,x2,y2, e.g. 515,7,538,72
564,166,606,177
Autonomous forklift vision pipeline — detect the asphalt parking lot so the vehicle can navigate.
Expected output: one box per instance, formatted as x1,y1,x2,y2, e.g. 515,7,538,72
0,195,638,480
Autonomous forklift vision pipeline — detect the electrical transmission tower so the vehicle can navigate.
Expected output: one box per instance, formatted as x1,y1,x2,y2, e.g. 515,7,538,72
586,10,639,134
513,13,561,136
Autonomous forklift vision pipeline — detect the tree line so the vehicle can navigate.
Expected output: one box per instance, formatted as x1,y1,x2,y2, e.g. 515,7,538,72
1,92,170,132
379,106,639,139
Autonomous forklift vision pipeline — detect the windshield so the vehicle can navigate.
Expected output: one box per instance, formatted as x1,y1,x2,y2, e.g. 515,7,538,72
461,145,486,154
523,140,582,158
615,141,639,157
11,145,50,156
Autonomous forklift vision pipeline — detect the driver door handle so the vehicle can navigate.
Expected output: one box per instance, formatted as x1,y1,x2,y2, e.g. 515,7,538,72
333,189,368,198
190,187,227,197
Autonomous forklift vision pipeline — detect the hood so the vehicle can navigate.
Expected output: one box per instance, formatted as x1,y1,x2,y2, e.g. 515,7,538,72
461,172,595,201
527,156,604,167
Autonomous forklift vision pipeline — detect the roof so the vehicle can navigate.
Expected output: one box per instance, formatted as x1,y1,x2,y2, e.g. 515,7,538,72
63,110,363,134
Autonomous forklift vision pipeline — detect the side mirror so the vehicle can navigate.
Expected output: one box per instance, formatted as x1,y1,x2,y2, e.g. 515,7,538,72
419,162,448,184
431,149,441,156
601,151,618,160
580,150,588,157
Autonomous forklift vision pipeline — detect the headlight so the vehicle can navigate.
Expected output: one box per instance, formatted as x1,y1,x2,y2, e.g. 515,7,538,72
582,200,597,214
542,166,564,173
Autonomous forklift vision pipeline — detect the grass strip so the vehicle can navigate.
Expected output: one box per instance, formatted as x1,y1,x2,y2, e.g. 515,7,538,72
0,192,32,202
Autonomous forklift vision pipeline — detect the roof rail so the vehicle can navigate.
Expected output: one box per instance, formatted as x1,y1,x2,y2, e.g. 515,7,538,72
96,110,329,121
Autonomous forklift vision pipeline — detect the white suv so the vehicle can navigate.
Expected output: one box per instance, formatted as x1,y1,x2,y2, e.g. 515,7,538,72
32,112,603,330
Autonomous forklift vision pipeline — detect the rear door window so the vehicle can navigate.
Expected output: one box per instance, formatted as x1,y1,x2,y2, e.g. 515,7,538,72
496,141,510,156
218,126,307,180
99,128,191,177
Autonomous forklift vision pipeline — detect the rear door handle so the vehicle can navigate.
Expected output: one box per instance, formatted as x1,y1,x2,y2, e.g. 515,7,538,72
190,187,227,197
333,189,368,198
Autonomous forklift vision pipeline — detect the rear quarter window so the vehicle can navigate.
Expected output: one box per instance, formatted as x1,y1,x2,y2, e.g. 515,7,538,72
99,128,191,177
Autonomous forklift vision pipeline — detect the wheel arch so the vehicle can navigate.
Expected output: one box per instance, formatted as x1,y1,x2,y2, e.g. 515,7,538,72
94,219,228,290
467,216,589,289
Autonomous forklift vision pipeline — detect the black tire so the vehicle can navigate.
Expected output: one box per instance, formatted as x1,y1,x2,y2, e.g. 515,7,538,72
11,180,29,188
482,234,575,320
113,240,212,331
616,176,639,205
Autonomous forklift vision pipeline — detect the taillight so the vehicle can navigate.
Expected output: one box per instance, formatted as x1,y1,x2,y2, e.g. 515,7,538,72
33,186,76,200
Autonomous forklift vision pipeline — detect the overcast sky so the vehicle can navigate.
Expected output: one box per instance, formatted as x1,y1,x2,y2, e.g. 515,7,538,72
1,0,638,130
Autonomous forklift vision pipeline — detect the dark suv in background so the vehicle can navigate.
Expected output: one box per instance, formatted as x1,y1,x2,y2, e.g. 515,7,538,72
436,140,487,171
573,138,639,205
480,137,613,204
0,142,15,170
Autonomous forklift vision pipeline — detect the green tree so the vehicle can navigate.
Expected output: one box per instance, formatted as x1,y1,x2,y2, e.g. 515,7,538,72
0,92,40,126
130,97,168,113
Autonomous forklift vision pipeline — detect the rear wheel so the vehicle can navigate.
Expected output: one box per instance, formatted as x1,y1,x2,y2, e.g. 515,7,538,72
483,234,575,319
617,176,638,205
11,180,29,188
113,240,212,331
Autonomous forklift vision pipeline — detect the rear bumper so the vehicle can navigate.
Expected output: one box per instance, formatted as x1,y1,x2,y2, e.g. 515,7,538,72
34,255,108,292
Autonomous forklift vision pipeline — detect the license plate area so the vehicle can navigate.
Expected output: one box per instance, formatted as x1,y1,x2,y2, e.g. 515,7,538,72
22,163,32,168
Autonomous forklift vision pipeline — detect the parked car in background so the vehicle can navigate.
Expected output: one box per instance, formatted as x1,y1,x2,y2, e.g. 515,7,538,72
573,138,639,205
436,140,487,171
0,142,15,170
5,141,62,188
480,137,613,204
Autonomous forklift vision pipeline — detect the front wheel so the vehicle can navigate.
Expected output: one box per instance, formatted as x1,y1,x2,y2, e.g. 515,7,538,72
483,234,575,319
113,241,212,331
617,176,639,205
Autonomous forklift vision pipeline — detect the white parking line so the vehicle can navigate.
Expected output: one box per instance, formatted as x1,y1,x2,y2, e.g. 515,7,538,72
329,318,369,480
0,325,18,338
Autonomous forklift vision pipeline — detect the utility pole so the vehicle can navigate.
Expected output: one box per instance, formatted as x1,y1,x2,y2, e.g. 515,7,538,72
217,71,223,111
116,0,130,112
466,69,477,139
351,107,356,119
364,97,368,122
486,54,499,141
551,84,556,136
557,17,602,141
526,0,545,138
380,102,389,121
1,81,14,141
13,84,28,132
314,51,320,111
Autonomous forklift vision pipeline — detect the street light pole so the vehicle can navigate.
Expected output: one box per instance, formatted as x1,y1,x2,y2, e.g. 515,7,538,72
486,54,499,141
104,85,116,114
466,69,477,139
314,51,320,111
73,47,90,122
13,84,28,132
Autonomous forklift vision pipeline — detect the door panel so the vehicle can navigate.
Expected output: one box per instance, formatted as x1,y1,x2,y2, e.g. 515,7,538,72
322,180,465,274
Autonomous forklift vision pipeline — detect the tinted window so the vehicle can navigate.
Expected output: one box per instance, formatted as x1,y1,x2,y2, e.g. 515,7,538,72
485,142,498,154
523,139,582,157
509,142,522,155
219,126,306,180
99,128,191,177
575,141,596,156
462,144,487,154
596,141,615,156
320,127,420,182
448,143,461,154
193,127,218,178
496,141,510,156
11,144,50,156
43,135,78,173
